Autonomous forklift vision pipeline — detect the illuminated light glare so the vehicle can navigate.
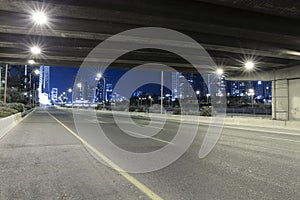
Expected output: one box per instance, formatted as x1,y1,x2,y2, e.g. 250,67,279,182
28,60,35,65
244,61,255,70
216,68,224,75
32,11,48,25
77,83,82,88
68,88,72,93
285,50,300,56
96,73,102,79
30,46,41,55
34,69,40,75
248,89,255,96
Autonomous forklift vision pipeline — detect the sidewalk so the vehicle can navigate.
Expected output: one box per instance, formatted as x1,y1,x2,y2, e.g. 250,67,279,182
0,108,147,200
98,109,300,131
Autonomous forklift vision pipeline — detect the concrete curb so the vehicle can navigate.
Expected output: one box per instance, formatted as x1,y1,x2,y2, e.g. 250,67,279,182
0,113,22,140
100,110,300,131
0,108,35,140
59,107,300,131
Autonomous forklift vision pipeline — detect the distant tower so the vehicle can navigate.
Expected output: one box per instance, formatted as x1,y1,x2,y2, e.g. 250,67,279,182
39,66,51,103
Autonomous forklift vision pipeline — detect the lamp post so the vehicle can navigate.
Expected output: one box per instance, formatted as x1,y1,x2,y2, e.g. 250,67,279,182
77,83,82,100
206,93,211,104
149,96,152,107
3,64,8,104
248,89,255,108
0,65,2,101
29,68,40,106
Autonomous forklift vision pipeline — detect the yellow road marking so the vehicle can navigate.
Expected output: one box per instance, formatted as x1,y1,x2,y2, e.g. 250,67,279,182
47,111,163,200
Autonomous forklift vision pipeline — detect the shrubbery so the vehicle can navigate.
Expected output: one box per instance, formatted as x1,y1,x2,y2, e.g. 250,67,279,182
0,102,30,118
7,103,25,112
199,106,212,116
0,107,18,118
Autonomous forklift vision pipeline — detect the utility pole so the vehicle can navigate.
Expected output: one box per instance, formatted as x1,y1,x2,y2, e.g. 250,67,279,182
4,64,8,104
0,65,2,101
161,71,164,114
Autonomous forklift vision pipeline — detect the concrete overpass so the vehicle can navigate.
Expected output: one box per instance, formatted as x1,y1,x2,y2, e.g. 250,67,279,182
0,0,299,120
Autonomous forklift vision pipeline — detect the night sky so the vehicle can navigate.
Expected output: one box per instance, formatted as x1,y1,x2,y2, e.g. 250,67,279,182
50,67,171,96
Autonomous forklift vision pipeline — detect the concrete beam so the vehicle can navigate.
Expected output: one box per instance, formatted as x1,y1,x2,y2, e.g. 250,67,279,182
227,65,300,81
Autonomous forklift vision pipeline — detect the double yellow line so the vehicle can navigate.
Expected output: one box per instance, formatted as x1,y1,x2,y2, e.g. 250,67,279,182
47,112,163,200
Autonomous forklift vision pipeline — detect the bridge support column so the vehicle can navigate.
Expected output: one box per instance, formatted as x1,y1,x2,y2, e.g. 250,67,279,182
272,79,289,120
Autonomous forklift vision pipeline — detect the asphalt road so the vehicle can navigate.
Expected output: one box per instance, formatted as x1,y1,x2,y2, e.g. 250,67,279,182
1,107,299,200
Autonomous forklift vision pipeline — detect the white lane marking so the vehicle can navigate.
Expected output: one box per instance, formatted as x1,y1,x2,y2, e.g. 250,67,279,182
223,125,300,137
260,136,300,143
83,119,107,123
125,130,172,145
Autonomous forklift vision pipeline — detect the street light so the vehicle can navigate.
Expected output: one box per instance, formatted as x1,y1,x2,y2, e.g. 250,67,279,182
32,11,48,25
216,68,224,76
68,88,72,93
29,69,40,106
30,46,42,55
77,83,82,100
247,88,255,108
149,96,152,108
96,73,102,79
244,61,255,70
206,93,211,104
28,60,36,65
34,69,40,75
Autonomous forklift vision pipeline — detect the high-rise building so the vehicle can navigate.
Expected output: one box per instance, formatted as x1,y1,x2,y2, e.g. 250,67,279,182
106,83,113,101
38,66,51,104
95,79,105,102
227,81,272,98
171,72,208,99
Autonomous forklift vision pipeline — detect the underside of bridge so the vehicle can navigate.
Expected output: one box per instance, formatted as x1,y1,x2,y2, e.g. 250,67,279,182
0,0,299,76
0,0,300,120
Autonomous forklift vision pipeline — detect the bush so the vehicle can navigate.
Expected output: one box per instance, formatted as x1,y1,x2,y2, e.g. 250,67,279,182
173,106,181,115
95,103,103,110
137,106,145,112
0,107,18,118
128,107,136,112
200,106,212,116
24,104,33,110
7,103,25,112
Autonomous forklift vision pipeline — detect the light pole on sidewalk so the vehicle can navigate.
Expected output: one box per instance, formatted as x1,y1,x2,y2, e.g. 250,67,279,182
3,64,8,104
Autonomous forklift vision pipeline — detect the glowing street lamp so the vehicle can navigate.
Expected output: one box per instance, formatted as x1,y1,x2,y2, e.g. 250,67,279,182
68,88,72,93
77,83,82,100
96,73,102,80
28,60,36,65
29,69,40,105
247,89,255,108
30,46,42,55
34,69,40,75
216,68,224,76
206,93,211,104
32,11,48,25
244,61,255,70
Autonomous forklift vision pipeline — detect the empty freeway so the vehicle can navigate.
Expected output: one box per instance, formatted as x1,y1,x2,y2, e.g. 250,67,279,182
0,107,299,199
